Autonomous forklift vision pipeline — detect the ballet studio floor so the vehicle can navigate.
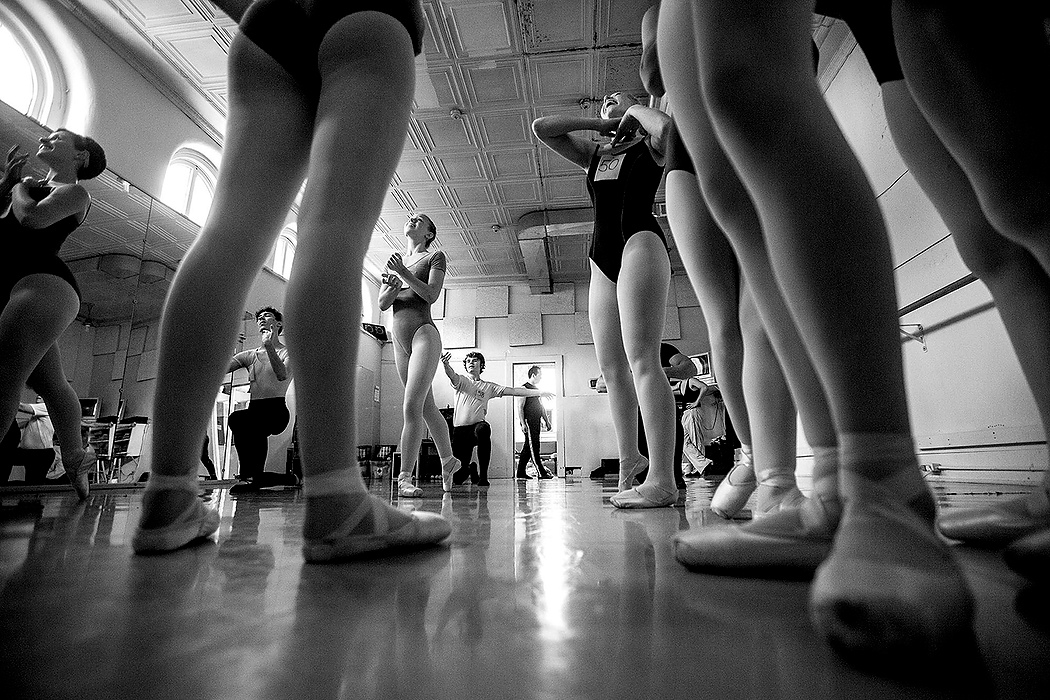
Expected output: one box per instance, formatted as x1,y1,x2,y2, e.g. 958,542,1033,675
1,474,1047,700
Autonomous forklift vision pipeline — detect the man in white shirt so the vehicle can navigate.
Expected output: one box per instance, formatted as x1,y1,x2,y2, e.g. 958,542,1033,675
441,351,552,486
227,307,291,492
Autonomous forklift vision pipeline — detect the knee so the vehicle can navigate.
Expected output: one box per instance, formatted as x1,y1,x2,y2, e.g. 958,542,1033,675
982,196,1050,248
957,235,1037,283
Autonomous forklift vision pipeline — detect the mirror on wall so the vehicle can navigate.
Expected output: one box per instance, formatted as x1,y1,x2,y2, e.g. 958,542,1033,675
0,100,198,484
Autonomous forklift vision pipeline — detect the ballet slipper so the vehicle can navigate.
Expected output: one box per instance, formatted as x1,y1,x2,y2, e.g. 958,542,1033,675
1003,527,1050,583
441,457,461,493
710,450,756,519
618,456,649,493
752,484,806,520
132,474,220,554
302,492,451,563
397,473,423,498
937,492,1050,546
810,498,974,668
63,448,93,501
674,493,839,575
611,483,678,509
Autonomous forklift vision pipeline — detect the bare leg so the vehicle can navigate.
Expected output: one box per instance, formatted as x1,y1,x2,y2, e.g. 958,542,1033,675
664,170,750,448
738,285,803,517
395,325,445,497
0,275,84,497
611,232,679,507
892,1,1050,270
138,28,313,535
588,264,644,486
689,0,969,665
882,83,1050,538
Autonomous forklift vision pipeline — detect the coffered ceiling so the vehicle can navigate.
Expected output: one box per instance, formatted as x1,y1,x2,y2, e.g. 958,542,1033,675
60,0,680,291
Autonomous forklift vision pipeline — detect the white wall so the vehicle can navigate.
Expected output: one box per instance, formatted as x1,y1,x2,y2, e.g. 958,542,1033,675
824,40,1046,481
377,277,711,478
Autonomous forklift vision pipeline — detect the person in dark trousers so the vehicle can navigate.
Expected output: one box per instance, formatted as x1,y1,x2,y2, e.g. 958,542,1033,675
441,352,552,487
227,307,292,492
515,365,553,480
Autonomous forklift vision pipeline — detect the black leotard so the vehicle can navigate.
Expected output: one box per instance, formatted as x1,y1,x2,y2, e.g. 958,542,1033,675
239,0,426,102
390,250,446,356
0,185,83,309
586,139,666,283
814,1,903,85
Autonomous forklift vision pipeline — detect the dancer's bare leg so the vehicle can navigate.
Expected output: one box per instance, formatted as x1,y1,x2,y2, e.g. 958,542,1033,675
892,1,1050,270
588,265,644,489
882,82,1050,539
0,275,85,497
611,232,678,507
691,0,968,664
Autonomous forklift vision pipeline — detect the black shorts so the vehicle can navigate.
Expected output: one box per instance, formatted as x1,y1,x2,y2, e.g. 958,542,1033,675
815,1,904,85
239,0,426,100
0,254,81,311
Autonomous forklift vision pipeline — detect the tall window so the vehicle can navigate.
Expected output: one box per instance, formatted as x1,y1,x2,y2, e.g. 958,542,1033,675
161,149,216,225
269,227,296,279
0,8,58,123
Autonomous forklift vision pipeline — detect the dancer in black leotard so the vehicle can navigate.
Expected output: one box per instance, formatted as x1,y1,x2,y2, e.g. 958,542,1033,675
133,0,451,559
0,130,106,501
534,91,679,509
378,213,461,497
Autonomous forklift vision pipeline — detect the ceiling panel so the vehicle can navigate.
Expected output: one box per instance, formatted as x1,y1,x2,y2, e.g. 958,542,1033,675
56,0,677,289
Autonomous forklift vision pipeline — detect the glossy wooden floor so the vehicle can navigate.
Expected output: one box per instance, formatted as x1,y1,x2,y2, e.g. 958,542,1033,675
1,475,1047,700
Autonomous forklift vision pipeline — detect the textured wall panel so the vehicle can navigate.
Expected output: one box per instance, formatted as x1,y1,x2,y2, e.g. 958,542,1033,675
509,313,543,346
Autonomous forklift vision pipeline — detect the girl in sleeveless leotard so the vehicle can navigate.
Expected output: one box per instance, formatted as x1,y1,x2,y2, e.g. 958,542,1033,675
534,92,680,509
0,129,106,501
378,214,461,497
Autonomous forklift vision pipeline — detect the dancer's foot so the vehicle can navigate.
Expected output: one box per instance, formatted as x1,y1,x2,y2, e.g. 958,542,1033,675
133,475,220,554
441,457,461,493
611,483,678,509
538,467,555,480
710,449,756,519
937,491,1050,546
617,456,649,493
63,447,92,501
810,497,973,668
675,494,839,575
229,478,261,494
302,492,451,562
753,484,806,520
397,473,423,498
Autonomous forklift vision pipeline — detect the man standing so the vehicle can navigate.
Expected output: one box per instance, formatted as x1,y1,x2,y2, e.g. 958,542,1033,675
227,307,291,492
441,351,552,486
516,365,553,479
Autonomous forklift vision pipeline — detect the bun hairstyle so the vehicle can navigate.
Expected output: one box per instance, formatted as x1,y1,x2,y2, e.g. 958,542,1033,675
59,129,106,180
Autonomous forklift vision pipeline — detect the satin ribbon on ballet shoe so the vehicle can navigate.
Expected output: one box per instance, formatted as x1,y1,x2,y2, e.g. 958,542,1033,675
674,493,838,576
441,457,461,493
710,448,756,519
302,492,451,563
611,483,678,509
937,493,1050,546
617,456,649,493
132,474,220,554
397,473,423,498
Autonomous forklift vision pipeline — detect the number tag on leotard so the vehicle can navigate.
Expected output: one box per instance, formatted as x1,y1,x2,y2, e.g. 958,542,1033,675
594,153,624,181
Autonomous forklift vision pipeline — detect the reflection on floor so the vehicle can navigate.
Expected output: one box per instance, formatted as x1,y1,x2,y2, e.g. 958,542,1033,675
1,476,1047,700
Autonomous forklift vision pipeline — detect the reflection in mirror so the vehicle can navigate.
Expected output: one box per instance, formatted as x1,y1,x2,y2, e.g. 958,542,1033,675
0,100,198,486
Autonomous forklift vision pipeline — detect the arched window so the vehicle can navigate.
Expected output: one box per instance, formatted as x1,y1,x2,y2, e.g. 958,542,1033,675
268,227,297,279
160,148,217,225
0,7,61,123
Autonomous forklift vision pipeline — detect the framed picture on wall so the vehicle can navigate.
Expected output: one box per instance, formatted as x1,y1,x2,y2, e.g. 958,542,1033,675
691,353,714,384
